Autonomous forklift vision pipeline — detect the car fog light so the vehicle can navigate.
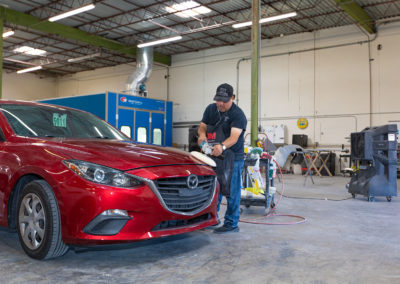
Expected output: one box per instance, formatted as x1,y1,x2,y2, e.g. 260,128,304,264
94,169,105,182
101,209,128,217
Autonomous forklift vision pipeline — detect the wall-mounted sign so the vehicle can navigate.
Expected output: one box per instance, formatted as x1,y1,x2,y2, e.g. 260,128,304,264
297,118,308,129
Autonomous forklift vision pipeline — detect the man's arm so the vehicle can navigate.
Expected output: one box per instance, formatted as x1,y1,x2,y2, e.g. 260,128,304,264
197,122,208,146
212,127,242,156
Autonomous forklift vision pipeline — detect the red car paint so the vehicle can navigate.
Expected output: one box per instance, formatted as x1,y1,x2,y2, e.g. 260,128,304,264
0,100,218,246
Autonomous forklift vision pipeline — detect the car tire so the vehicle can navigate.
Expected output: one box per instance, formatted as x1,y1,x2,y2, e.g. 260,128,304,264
17,180,68,260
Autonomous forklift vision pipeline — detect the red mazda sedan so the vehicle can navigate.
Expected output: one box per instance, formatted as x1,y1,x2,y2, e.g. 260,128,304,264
0,100,218,259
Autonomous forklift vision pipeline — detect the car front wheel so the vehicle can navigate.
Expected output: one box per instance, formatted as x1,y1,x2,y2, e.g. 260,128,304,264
17,180,68,260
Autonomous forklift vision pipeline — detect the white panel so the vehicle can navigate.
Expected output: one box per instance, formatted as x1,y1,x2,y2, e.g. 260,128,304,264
169,58,238,123
259,52,315,118
315,44,370,115
287,51,315,116
3,72,57,100
316,117,358,145
169,64,204,122
371,34,400,114
237,60,251,116
261,55,290,117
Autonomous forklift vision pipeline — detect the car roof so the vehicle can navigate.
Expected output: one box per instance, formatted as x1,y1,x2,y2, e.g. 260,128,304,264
0,100,79,112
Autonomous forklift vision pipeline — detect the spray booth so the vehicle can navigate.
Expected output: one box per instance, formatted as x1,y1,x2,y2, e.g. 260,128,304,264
39,92,173,147
39,47,173,146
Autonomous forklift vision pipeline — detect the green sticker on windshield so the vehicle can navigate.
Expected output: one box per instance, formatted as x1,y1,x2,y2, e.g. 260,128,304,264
53,113,67,127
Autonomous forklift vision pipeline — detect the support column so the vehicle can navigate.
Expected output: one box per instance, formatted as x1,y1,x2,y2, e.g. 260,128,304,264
251,0,260,146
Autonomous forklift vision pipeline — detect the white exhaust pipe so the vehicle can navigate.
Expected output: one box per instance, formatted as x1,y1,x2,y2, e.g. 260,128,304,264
126,47,153,96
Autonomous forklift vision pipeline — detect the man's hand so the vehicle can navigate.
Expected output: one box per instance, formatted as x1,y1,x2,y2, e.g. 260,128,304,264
212,144,223,156
197,122,208,146
198,135,207,146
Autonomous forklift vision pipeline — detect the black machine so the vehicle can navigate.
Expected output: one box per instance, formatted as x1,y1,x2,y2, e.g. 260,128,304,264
188,125,201,152
292,134,308,148
348,124,398,202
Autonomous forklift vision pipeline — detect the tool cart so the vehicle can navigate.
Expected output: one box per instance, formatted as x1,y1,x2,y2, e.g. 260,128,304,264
240,157,276,214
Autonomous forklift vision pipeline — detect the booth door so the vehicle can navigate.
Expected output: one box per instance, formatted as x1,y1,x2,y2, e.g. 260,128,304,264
151,113,164,146
135,111,150,143
117,108,134,139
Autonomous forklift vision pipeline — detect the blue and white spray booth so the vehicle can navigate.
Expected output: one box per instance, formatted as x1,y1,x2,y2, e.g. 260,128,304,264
39,92,173,146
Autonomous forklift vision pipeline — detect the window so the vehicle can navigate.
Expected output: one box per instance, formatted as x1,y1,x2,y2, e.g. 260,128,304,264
153,128,162,145
120,126,131,138
137,127,147,143
0,104,127,140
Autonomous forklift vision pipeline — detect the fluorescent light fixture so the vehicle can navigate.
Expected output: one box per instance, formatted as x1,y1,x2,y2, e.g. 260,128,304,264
3,30,14,38
49,3,95,22
232,12,297,29
14,46,47,56
166,1,211,18
137,36,182,48
4,58,37,66
260,12,297,24
17,66,42,74
68,52,101,63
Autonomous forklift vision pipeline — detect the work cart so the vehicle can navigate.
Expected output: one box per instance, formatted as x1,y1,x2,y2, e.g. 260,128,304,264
240,157,276,214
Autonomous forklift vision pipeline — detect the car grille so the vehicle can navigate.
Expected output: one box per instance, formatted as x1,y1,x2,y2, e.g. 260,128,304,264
154,175,215,213
151,213,211,231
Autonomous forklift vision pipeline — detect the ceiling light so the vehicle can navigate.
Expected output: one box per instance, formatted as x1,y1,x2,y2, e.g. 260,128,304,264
17,66,42,74
49,3,95,22
68,52,101,63
232,12,297,29
13,46,47,56
4,58,36,66
137,36,182,48
2,30,14,38
166,1,211,18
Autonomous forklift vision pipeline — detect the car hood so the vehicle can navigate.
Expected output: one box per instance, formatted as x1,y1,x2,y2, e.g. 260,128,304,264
41,139,205,171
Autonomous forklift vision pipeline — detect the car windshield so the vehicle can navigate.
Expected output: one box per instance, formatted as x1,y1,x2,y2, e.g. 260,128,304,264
0,104,129,140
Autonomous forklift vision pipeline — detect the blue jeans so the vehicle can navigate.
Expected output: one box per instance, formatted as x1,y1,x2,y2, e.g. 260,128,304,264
217,159,244,228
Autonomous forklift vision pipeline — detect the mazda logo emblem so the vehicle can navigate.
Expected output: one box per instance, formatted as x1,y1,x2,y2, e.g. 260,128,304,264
187,174,199,189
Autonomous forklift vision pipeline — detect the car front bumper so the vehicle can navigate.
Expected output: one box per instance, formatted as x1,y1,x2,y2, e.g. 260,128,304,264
56,164,219,245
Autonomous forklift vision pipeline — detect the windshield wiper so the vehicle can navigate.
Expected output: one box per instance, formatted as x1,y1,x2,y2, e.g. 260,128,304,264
94,136,112,139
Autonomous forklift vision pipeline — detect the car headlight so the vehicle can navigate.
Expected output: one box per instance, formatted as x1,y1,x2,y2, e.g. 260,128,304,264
63,160,143,188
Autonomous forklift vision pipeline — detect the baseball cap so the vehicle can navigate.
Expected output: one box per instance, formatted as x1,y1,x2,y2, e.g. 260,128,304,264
213,83,234,103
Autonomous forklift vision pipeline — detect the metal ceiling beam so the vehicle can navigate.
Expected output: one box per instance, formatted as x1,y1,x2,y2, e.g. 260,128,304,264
333,0,376,34
0,7,171,66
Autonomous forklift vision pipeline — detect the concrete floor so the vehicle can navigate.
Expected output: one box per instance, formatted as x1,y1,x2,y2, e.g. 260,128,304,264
1,175,400,283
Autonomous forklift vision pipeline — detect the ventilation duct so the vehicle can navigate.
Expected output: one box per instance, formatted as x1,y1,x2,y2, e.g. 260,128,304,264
126,47,153,96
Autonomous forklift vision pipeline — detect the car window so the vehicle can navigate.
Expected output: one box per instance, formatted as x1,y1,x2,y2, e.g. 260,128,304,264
0,104,129,140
